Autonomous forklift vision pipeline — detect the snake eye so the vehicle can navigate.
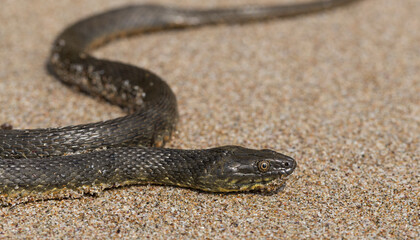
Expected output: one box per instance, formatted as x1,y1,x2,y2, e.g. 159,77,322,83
257,160,270,172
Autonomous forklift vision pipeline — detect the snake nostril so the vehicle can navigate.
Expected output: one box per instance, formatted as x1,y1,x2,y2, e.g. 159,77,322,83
283,160,296,170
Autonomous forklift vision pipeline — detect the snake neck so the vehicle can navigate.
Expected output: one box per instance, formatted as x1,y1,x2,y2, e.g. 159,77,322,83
0,147,220,196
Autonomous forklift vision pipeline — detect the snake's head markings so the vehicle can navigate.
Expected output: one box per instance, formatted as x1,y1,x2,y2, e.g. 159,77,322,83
198,146,296,192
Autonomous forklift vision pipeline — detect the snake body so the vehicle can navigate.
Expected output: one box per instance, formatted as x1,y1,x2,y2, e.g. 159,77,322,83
0,0,359,205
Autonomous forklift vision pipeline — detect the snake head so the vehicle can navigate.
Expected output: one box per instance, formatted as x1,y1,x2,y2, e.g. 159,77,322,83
198,146,296,192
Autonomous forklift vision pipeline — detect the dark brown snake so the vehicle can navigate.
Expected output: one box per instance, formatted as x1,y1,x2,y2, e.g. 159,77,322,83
0,0,360,205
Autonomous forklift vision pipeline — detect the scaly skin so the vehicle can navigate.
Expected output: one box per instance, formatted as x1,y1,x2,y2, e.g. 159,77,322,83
0,0,361,205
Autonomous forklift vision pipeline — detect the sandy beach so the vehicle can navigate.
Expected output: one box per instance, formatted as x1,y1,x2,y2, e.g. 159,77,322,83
0,0,418,238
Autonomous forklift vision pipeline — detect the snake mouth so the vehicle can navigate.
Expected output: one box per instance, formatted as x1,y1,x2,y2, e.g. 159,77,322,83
234,172,291,191
245,174,293,192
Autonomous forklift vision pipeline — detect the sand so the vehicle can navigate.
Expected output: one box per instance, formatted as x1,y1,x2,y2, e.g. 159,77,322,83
0,0,418,238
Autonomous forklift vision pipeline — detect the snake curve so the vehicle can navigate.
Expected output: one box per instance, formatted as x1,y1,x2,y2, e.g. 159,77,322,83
0,0,360,205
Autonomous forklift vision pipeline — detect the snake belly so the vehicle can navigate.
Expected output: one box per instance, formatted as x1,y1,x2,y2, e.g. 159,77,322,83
0,0,360,205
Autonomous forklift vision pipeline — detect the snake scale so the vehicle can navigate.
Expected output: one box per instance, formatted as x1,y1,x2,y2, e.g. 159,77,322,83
0,0,359,205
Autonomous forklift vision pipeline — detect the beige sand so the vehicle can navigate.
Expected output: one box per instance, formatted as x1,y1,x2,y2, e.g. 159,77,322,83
0,0,418,238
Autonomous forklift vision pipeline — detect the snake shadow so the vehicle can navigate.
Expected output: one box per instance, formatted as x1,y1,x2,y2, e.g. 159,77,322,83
2,182,289,209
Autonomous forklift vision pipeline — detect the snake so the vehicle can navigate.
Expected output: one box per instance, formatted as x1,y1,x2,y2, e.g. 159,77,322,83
0,0,359,205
